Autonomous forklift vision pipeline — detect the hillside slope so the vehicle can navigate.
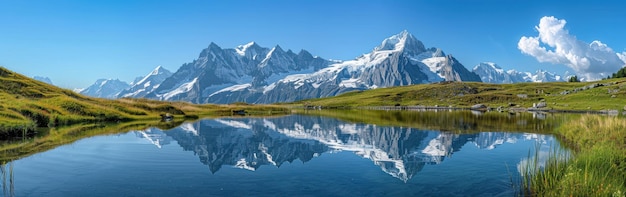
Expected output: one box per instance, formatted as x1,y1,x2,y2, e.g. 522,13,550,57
292,79,626,111
0,67,287,137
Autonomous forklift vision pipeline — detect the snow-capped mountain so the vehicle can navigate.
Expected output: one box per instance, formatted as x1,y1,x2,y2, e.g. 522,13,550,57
145,41,329,103
117,65,173,98
472,62,563,83
79,79,130,99
33,76,53,85
527,69,563,82
146,30,480,104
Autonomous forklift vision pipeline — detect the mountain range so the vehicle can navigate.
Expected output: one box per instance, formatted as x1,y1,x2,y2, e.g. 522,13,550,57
79,66,172,99
472,62,563,83
79,78,130,99
78,30,563,103
118,65,173,98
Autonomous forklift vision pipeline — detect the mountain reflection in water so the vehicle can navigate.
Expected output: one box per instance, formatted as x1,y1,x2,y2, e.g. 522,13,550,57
134,114,551,182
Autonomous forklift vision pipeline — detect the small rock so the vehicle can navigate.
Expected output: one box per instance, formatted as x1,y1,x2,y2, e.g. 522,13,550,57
536,102,547,108
497,106,504,112
471,104,487,110
611,95,617,98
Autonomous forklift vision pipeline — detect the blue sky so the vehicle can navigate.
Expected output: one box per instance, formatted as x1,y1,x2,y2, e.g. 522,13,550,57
1,0,625,88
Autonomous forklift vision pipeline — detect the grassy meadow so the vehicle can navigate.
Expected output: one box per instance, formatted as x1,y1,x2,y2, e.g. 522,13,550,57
0,66,289,137
521,115,626,196
290,79,626,112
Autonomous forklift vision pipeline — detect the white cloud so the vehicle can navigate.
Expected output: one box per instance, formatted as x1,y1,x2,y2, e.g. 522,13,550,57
518,16,626,80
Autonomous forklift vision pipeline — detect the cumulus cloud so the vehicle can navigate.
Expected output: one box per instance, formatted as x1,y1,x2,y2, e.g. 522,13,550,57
518,16,626,80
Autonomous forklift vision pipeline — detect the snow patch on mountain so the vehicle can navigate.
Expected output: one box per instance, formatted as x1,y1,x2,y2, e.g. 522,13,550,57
235,42,257,56
160,77,199,100
209,83,252,97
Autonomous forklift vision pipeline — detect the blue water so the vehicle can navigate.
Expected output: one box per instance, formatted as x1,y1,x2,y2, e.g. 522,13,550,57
4,114,558,196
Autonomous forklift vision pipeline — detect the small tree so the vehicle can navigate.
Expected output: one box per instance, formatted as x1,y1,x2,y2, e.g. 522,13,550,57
611,67,626,78
568,75,580,82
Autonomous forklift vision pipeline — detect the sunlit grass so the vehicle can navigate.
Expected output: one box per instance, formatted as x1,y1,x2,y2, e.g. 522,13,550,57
0,66,289,137
521,115,626,196
289,79,626,112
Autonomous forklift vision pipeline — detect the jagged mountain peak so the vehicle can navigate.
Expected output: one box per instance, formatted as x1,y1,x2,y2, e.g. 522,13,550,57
117,65,173,98
297,49,314,59
431,48,445,57
145,65,172,80
235,41,261,56
206,42,222,52
473,62,504,73
374,30,426,54
150,65,170,75
272,45,284,52
208,42,220,48
237,41,257,49
198,43,224,58
477,62,501,69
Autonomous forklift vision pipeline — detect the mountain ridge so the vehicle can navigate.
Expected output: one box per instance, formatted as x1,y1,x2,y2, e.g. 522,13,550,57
76,31,572,104
136,30,481,104
118,65,173,98
79,78,130,99
473,62,564,83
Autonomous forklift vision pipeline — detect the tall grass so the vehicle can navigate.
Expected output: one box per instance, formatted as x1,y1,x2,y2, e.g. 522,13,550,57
521,115,626,196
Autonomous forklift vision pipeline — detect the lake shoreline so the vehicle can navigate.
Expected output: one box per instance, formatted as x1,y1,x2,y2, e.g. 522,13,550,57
301,105,624,116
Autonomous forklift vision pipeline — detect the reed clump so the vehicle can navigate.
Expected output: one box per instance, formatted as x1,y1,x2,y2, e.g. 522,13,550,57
522,115,626,196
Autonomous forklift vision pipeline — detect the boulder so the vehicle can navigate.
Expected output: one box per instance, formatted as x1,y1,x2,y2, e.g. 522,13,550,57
536,102,547,108
471,104,487,111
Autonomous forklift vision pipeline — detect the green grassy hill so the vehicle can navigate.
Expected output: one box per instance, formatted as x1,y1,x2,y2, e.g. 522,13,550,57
291,79,626,112
0,66,288,137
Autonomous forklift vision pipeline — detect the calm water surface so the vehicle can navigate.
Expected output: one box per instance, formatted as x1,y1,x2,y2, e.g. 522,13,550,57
2,112,563,196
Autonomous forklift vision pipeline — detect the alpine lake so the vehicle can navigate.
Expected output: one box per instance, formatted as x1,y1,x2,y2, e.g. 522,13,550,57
0,109,578,196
